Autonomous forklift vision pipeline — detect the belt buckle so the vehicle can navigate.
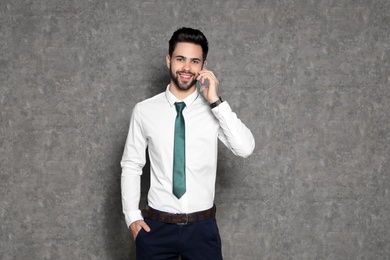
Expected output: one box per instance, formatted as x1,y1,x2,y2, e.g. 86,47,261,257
176,213,188,225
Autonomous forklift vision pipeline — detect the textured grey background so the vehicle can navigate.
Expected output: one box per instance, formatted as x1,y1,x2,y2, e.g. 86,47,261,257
1,0,389,259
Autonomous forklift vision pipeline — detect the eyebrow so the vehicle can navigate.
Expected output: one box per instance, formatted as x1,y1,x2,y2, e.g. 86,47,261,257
174,55,202,62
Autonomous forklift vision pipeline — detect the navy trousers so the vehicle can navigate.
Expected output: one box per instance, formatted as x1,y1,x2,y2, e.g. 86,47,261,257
135,217,223,260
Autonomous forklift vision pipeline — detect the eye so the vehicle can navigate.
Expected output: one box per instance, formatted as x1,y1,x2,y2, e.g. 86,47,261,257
192,60,200,64
176,57,184,62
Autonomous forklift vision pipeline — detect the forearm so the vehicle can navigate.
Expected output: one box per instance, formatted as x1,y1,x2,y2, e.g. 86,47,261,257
212,101,255,158
121,104,147,227
121,168,143,227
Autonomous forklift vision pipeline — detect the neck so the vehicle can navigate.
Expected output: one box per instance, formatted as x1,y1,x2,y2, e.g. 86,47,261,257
169,81,196,100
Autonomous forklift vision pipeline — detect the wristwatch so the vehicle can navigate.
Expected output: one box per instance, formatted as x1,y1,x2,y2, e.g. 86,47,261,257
209,97,224,109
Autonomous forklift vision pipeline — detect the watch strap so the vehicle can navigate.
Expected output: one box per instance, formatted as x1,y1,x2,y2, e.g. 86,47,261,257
210,97,224,109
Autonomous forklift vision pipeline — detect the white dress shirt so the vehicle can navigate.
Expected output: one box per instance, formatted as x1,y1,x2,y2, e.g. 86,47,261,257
121,85,255,227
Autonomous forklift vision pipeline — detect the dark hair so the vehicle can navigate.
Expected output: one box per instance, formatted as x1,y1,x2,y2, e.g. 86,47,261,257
169,27,209,61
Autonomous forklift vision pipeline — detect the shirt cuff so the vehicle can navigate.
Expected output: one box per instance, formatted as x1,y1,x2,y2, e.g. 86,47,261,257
211,100,230,119
124,209,144,228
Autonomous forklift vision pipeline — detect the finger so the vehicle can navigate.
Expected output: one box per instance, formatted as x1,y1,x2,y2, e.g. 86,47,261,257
130,220,147,234
198,73,217,84
140,221,151,232
198,72,213,80
199,69,215,76
130,220,151,240
199,68,215,76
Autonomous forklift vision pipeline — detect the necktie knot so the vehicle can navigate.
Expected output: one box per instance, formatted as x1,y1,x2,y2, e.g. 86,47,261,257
175,102,186,114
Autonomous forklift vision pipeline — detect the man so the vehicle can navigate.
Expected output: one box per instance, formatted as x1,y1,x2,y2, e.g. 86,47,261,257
121,27,255,260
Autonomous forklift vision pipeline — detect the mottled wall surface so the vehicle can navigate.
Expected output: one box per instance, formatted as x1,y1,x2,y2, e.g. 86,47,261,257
1,0,389,259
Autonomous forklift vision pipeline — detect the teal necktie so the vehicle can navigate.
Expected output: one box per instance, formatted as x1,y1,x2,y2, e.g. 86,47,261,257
173,102,186,199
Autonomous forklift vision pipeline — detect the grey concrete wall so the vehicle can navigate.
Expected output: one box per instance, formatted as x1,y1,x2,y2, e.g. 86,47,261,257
1,0,389,259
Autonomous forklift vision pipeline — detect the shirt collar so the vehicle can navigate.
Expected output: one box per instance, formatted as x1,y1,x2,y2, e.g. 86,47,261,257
165,84,199,108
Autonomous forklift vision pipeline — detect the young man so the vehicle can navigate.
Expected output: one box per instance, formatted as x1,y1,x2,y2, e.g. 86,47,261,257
121,27,255,260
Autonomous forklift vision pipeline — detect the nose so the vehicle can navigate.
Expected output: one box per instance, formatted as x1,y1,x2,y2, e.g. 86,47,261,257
182,60,191,71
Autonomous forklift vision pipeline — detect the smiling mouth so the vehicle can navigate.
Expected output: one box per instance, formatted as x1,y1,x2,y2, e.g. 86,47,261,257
178,72,195,81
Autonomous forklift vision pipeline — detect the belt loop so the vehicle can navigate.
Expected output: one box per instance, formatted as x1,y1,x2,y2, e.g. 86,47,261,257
155,212,160,221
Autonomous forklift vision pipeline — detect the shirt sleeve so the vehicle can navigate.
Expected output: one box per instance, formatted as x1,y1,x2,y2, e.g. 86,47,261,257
120,104,147,228
212,101,255,158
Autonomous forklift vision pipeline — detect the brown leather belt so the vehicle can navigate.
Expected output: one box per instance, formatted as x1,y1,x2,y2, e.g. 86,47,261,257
141,205,216,225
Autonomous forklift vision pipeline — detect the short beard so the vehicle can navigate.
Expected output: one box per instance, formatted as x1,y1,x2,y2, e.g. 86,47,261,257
170,68,197,91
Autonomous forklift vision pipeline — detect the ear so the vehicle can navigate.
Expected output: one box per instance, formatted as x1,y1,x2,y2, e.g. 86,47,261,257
166,54,171,68
203,60,208,67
